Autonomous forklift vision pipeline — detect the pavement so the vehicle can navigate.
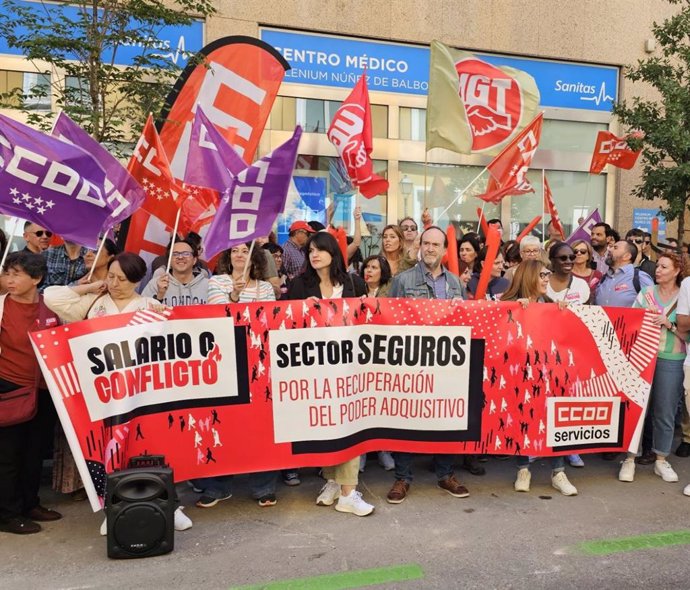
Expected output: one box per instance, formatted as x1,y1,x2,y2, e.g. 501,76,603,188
2,451,690,590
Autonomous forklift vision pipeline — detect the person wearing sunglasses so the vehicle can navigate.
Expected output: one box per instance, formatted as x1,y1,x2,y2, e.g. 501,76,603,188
22,222,52,254
501,260,578,495
571,239,604,301
546,242,591,306
625,228,657,279
398,217,420,259
142,238,209,306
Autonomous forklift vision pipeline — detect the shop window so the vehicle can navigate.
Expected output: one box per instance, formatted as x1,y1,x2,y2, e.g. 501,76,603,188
276,154,388,256
399,107,426,141
271,96,388,137
0,70,51,110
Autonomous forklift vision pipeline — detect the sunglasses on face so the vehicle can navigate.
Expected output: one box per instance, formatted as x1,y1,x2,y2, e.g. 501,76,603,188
400,225,417,231
31,231,53,238
573,249,588,255
172,252,194,258
539,271,552,279
554,254,576,262
630,239,643,245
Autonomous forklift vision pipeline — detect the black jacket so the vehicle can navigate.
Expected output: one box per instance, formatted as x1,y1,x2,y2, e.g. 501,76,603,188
284,272,367,300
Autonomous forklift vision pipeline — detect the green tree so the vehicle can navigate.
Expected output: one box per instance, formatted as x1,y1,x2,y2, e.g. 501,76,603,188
0,0,215,147
613,0,690,241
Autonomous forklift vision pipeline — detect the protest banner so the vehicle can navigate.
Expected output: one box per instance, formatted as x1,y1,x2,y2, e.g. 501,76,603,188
31,299,658,511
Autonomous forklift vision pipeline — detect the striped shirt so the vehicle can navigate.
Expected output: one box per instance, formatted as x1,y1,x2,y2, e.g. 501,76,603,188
633,286,685,360
207,275,275,304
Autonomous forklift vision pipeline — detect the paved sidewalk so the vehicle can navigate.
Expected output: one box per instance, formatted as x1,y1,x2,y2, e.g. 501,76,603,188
3,453,690,590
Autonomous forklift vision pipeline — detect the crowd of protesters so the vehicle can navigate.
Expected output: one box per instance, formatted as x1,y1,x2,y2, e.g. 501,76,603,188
2,212,690,536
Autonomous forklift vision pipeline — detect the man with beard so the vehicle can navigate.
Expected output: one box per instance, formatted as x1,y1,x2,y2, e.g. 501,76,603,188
594,240,653,307
590,222,611,275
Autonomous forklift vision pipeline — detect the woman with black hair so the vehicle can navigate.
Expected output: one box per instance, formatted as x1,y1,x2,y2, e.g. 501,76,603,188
359,254,393,298
286,232,374,516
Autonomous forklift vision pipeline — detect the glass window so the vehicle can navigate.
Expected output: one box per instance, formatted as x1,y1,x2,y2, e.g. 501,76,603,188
541,119,608,152
506,170,606,240
398,162,499,233
0,70,50,110
399,107,426,141
65,76,92,110
271,97,388,137
276,155,388,255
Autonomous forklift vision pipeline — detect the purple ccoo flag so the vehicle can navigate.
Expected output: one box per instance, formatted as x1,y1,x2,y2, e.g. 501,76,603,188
52,112,145,229
204,126,302,259
184,106,247,191
566,208,602,245
0,114,115,248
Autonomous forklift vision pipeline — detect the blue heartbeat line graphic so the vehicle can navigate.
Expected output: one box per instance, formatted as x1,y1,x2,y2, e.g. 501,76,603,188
151,35,186,65
580,82,615,106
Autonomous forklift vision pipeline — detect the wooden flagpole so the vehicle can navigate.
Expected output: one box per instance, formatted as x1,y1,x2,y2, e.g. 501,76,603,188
165,207,182,276
86,228,109,282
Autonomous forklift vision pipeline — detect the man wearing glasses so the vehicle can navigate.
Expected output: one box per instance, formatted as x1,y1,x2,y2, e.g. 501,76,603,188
625,228,656,279
142,238,209,306
22,222,52,254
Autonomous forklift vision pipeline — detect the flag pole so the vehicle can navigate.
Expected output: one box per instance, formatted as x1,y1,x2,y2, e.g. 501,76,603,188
476,202,487,233
436,166,488,223
541,169,546,243
165,207,182,276
86,228,109,282
0,216,19,272
423,150,428,210
242,239,256,283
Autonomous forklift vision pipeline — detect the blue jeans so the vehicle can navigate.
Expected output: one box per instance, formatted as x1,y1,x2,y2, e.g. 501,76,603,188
516,456,565,473
651,357,685,456
392,453,455,483
192,471,278,499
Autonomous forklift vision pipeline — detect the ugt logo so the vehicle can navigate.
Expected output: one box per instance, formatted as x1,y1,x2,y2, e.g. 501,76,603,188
327,104,374,183
454,58,523,152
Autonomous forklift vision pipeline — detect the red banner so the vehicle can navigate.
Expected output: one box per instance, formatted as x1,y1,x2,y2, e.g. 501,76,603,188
589,130,642,174
32,300,657,511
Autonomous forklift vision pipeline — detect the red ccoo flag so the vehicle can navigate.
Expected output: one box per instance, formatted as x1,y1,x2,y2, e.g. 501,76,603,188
327,73,389,198
128,114,187,228
543,175,564,238
477,113,543,203
589,130,642,174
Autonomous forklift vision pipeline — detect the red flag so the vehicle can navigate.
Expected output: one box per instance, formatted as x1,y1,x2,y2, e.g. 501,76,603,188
327,74,389,198
128,115,187,229
589,131,642,174
476,113,543,203
543,175,564,238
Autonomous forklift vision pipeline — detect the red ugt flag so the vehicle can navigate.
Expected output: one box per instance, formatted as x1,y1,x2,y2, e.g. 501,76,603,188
543,175,564,238
477,113,543,203
589,130,642,174
327,74,389,198
128,115,187,228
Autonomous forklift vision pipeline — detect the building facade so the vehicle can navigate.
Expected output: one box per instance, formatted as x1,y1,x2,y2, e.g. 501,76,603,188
0,1,680,245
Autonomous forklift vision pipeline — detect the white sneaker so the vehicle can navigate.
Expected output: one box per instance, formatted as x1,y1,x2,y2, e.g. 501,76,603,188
684,483,690,497
174,506,192,531
100,516,107,536
514,468,531,492
654,460,679,483
335,490,374,516
552,471,578,496
618,458,636,482
359,454,366,473
316,480,340,506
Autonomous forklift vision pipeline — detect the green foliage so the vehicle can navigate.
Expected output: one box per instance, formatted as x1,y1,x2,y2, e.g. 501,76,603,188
0,0,215,146
613,0,690,236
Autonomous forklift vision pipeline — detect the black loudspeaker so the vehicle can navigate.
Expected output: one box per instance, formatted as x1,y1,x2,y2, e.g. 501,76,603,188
105,466,176,559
